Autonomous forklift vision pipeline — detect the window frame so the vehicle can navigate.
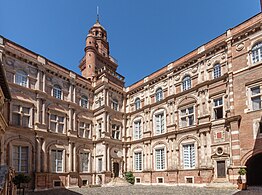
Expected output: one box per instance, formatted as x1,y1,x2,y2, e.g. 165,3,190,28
182,75,191,91
12,145,29,173
11,104,31,128
213,97,224,119
180,106,195,128
79,121,91,139
155,88,163,102
250,86,262,111
133,119,142,140
79,151,90,173
49,113,65,133
112,99,119,111
154,112,165,135
135,98,141,110
53,84,62,99
111,124,121,140
213,63,221,79
154,147,166,171
80,95,89,109
251,42,262,64
182,143,196,169
51,149,64,173
134,151,143,171
15,70,28,87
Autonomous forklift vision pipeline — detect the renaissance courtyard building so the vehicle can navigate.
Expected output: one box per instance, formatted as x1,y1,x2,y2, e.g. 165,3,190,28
0,12,261,190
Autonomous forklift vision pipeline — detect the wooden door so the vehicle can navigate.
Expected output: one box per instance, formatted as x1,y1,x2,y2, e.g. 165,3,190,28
217,161,226,178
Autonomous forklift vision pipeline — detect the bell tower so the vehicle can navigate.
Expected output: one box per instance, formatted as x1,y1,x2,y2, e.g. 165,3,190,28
79,18,112,79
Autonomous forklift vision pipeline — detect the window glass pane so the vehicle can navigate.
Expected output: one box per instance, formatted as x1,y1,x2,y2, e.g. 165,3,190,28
213,64,221,78
81,96,88,108
22,107,30,114
15,70,27,87
251,87,260,95
50,122,56,131
188,115,194,126
50,114,56,121
22,116,30,127
58,124,64,133
188,107,194,114
252,96,261,110
12,113,20,126
13,105,20,112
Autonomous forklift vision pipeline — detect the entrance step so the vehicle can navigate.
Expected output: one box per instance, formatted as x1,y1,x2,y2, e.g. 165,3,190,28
104,177,132,187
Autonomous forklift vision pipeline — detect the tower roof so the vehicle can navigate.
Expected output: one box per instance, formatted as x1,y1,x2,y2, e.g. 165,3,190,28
92,20,105,30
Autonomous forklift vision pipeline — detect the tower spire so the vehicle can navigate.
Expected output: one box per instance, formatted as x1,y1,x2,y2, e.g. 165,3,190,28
96,6,100,23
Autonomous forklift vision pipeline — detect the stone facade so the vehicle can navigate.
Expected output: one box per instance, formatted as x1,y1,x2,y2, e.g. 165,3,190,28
0,13,261,190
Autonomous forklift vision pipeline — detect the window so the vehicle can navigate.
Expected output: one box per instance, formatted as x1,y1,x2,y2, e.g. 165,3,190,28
134,120,142,140
79,122,91,138
214,98,223,119
251,42,262,64
50,114,64,133
182,76,191,91
12,105,31,127
180,106,194,127
15,70,28,87
135,98,141,110
155,88,163,102
213,64,221,78
53,85,62,99
13,146,29,173
112,124,120,140
155,112,165,134
134,152,142,171
112,99,118,111
155,148,165,170
98,158,102,172
80,152,89,172
51,149,63,172
97,122,102,138
157,177,164,183
251,86,261,110
80,95,88,109
183,144,195,169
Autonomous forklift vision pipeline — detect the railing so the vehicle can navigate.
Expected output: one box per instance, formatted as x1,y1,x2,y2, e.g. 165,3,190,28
109,55,118,64
98,66,125,81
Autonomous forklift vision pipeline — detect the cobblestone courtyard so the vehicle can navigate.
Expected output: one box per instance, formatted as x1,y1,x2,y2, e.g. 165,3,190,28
27,186,262,195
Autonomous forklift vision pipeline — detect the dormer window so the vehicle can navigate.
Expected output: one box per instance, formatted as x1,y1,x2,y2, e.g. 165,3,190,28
156,88,163,102
15,70,28,87
182,76,191,91
53,85,62,99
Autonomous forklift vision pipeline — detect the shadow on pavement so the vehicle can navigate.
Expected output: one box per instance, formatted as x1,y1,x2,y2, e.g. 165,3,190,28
26,188,82,195
233,186,262,195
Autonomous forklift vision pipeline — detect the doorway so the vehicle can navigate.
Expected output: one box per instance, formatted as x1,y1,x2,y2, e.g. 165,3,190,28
246,153,262,186
217,161,226,178
113,162,119,177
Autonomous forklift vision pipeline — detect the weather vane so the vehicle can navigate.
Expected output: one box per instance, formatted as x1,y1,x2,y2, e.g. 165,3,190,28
97,6,99,23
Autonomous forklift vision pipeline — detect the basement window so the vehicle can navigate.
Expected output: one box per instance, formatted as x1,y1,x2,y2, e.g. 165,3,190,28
53,181,61,187
135,177,141,184
157,177,164,184
185,177,194,184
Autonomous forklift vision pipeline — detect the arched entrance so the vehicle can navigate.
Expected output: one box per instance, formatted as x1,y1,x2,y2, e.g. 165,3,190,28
246,153,262,186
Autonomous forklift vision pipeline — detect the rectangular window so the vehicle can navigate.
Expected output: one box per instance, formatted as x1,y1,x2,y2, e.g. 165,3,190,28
51,150,63,172
134,120,142,140
112,124,120,140
98,158,102,172
251,86,261,111
97,122,102,138
112,100,118,111
80,152,89,172
214,98,223,119
12,105,31,127
134,152,142,171
180,106,194,127
79,122,91,138
183,144,195,169
155,113,165,135
50,114,64,133
155,148,165,170
13,146,29,173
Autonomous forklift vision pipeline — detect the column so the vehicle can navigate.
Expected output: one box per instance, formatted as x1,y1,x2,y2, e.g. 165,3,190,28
0,135,4,165
36,137,41,172
206,131,212,167
67,141,72,172
42,101,46,125
36,98,41,124
107,145,110,171
103,144,106,172
42,72,46,93
200,133,205,167
42,138,47,172
73,143,76,172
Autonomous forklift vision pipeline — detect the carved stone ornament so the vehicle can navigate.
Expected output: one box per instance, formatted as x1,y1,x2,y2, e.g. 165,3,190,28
29,67,37,75
192,66,198,73
6,58,14,66
236,43,244,51
175,75,180,81
207,60,211,66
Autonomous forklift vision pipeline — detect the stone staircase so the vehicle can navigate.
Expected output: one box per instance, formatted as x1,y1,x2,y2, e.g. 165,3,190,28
206,178,237,188
104,177,131,187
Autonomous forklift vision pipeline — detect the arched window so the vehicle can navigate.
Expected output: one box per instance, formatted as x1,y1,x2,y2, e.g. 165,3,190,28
53,85,62,99
213,64,221,78
252,42,262,64
15,70,27,87
80,95,88,109
135,98,141,110
182,76,191,91
155,88,163,102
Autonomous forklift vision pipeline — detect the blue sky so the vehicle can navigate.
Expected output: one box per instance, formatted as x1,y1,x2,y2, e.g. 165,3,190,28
1,0,260,86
